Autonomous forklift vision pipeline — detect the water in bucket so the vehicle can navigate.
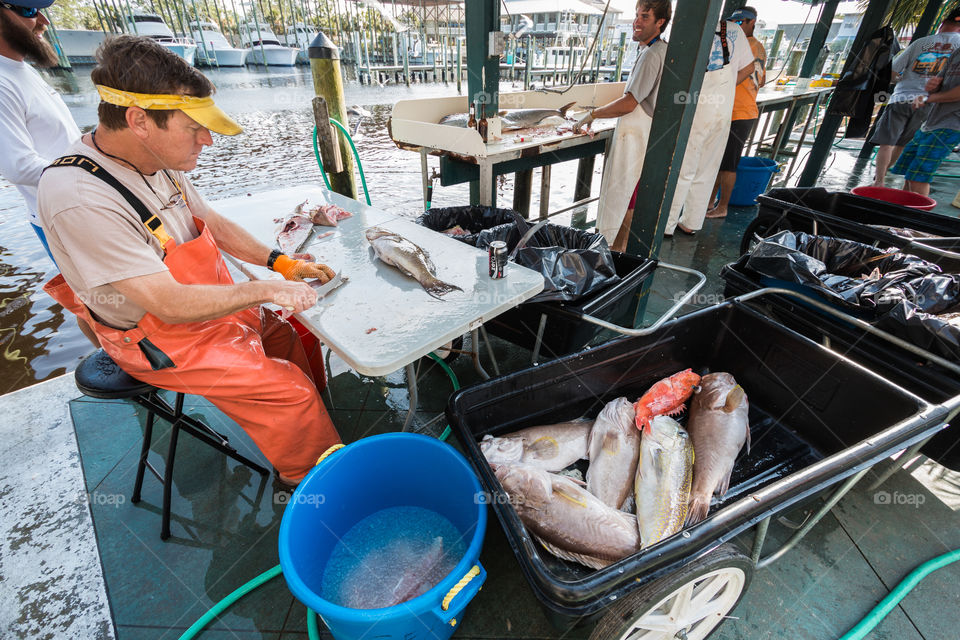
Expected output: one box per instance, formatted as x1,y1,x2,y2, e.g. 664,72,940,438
320,505,467,610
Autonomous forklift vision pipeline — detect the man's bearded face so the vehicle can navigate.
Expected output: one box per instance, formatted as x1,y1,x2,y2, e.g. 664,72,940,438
0,8,59,67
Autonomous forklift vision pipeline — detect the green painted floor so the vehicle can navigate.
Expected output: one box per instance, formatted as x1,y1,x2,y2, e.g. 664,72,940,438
70,149,960,639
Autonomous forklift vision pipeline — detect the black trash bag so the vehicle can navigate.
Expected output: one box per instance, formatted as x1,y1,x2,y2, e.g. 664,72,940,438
416,206,517,247
901,273,960,315
475,219,619,303
877,300,960,362
742,231,941,312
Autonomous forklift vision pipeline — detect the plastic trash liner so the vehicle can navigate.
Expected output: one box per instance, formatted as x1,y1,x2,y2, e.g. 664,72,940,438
416,206,517,247
741,230,941,311
475,219,620,303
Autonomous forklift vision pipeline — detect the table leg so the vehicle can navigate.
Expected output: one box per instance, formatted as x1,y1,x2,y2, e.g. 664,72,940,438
470,328,491,379
539,165,551,220
786,94,824,181
420,149,429,212
479,162,495,207
479,325,500,376
402,361,418,431
771,101,798,161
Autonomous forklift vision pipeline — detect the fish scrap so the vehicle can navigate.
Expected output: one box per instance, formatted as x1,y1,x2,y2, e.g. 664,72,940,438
274,200,352,254
365,227,462,299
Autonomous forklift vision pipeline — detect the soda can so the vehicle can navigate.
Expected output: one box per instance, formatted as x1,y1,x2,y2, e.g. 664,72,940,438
488,241,507,279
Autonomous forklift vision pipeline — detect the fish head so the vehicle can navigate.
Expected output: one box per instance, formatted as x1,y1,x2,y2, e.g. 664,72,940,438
634,402,654,434
294,199,308,215
480,435,524,464
697,373,747,413
647,416,689,451
673,369,703,396
492,463,552,509
364,226,392,242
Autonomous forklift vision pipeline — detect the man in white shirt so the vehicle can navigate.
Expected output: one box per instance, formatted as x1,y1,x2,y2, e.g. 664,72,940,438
0,0,81,263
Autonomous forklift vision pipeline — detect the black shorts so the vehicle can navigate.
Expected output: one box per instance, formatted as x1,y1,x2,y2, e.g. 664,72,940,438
720,118,757,172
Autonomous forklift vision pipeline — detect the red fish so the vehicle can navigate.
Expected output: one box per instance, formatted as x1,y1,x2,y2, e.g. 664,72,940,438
634,369,702,433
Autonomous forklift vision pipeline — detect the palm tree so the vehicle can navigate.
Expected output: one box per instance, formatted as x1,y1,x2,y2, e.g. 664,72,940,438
858,0,960,32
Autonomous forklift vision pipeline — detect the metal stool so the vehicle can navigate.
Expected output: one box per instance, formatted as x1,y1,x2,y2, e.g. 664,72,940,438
74,349,269,539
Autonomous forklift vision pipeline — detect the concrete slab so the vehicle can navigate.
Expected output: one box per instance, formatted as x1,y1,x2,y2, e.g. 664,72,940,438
0,374,115,639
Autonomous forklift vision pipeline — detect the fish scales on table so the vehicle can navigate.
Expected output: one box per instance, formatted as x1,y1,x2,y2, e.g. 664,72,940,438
493,463,641,570
481,420,593,472
438,102,578,131
365,226,462,299
686,373,750,525
635,415,694,548
585,398,641,510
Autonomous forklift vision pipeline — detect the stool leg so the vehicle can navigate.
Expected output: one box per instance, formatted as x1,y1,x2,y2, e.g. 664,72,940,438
132,403,156,504
161,420,181,540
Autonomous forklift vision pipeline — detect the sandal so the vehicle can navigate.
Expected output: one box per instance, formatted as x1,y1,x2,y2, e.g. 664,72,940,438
677,224,696,236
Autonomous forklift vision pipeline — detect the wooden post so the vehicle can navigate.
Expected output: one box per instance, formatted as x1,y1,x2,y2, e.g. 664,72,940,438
310,32,357,199
524,34,532,89
403,31,410,85
513,170,533,218
574,156,595,202
614,31,625,81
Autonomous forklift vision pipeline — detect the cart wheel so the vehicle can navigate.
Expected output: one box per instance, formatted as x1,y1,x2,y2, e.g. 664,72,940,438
739,217,791,256
433,334,464,363
589,545,753,640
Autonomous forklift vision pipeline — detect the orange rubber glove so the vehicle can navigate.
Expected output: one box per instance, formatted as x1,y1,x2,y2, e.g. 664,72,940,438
272,254,336,283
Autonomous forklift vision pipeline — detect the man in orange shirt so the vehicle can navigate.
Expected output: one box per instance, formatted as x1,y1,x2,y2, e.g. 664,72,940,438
706,6,766,219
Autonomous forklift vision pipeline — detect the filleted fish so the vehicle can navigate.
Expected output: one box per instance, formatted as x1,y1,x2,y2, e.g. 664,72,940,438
635,416,694,548
686,373,750,525
438,102,577,131
493,463,641,570
274,200,352,254
365,227,462,299
480,420,592,472
585,398,641,510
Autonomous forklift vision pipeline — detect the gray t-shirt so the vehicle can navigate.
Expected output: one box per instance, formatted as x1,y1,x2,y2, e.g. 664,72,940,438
891,32,960,103
924,47,960,131
625,39,668,117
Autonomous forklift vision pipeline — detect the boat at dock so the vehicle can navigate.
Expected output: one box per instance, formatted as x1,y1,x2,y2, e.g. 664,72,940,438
282,22,319,64
125,12,197,66
54,29,106,64
190,21,249,67
242,22,299,66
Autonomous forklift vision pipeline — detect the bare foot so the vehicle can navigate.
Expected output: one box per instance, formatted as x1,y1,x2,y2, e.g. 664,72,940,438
705,206,727,219
677,224,696,235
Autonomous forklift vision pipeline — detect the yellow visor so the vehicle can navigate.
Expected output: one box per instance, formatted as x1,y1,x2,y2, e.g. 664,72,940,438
96,85,242,136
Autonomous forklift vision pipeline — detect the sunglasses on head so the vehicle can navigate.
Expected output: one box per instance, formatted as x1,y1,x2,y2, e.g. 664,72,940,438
0,2,40,18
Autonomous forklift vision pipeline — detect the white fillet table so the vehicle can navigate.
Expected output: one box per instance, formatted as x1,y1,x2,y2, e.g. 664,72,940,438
212,184,545,430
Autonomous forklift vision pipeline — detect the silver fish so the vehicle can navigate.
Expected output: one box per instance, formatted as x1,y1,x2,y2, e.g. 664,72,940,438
635,416,694,548
438,102,577,131
493,463,641,570
481,419,593,472
586,398,641,510
365,227,462,299
686,373,750,525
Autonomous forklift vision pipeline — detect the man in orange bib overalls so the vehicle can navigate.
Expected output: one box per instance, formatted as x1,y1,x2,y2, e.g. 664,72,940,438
38,36,340,486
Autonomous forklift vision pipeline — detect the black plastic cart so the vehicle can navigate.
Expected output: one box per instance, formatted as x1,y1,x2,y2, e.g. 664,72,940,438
447,289,960,639
742,187,960,270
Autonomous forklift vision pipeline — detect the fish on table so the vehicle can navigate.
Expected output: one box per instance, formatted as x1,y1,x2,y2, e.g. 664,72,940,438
438,102,578,131
634,368,702,432
365,226,462,299
686,373,750,525
480,419,593,472
635,415,694,548
274,199,352,254
493,463,641,570
585,398,641,510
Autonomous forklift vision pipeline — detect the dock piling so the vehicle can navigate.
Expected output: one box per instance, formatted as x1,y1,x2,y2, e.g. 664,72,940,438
309,31,358,199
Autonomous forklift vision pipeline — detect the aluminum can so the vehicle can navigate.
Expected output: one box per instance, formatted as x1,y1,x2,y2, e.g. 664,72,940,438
488,241,507,279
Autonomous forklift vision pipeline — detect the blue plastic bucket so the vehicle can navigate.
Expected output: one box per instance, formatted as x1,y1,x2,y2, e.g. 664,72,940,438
278,433,487,640
729,156,779,206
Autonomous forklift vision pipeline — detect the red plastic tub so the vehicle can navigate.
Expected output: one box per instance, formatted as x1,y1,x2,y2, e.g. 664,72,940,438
851,185,937,210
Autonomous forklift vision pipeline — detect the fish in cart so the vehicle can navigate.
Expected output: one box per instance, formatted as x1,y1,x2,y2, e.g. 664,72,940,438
365,227,462,299
635,415,694,548
493,463,641,570
438,102,578,131
585,398,641,510
480,419,593,472
633,369,702,432
686,373,750,525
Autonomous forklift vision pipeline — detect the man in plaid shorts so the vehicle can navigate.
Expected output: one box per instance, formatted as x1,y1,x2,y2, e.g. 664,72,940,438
891,41,960,196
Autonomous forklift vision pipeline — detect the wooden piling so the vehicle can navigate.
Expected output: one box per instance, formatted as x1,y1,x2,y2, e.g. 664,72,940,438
310,32,357,199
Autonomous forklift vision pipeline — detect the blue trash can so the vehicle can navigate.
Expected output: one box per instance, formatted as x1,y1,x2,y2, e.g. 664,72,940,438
729,156,779,206
279,433,487,640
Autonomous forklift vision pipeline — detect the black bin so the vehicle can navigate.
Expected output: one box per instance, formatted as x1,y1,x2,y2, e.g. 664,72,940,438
484,251,655,358
415,205,517,246
447,301,942,629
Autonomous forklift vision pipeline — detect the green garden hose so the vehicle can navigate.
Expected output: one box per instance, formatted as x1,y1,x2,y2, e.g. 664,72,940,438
426,351,461,443
839,548,960,640
177,564,283,640
312,118,372,206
